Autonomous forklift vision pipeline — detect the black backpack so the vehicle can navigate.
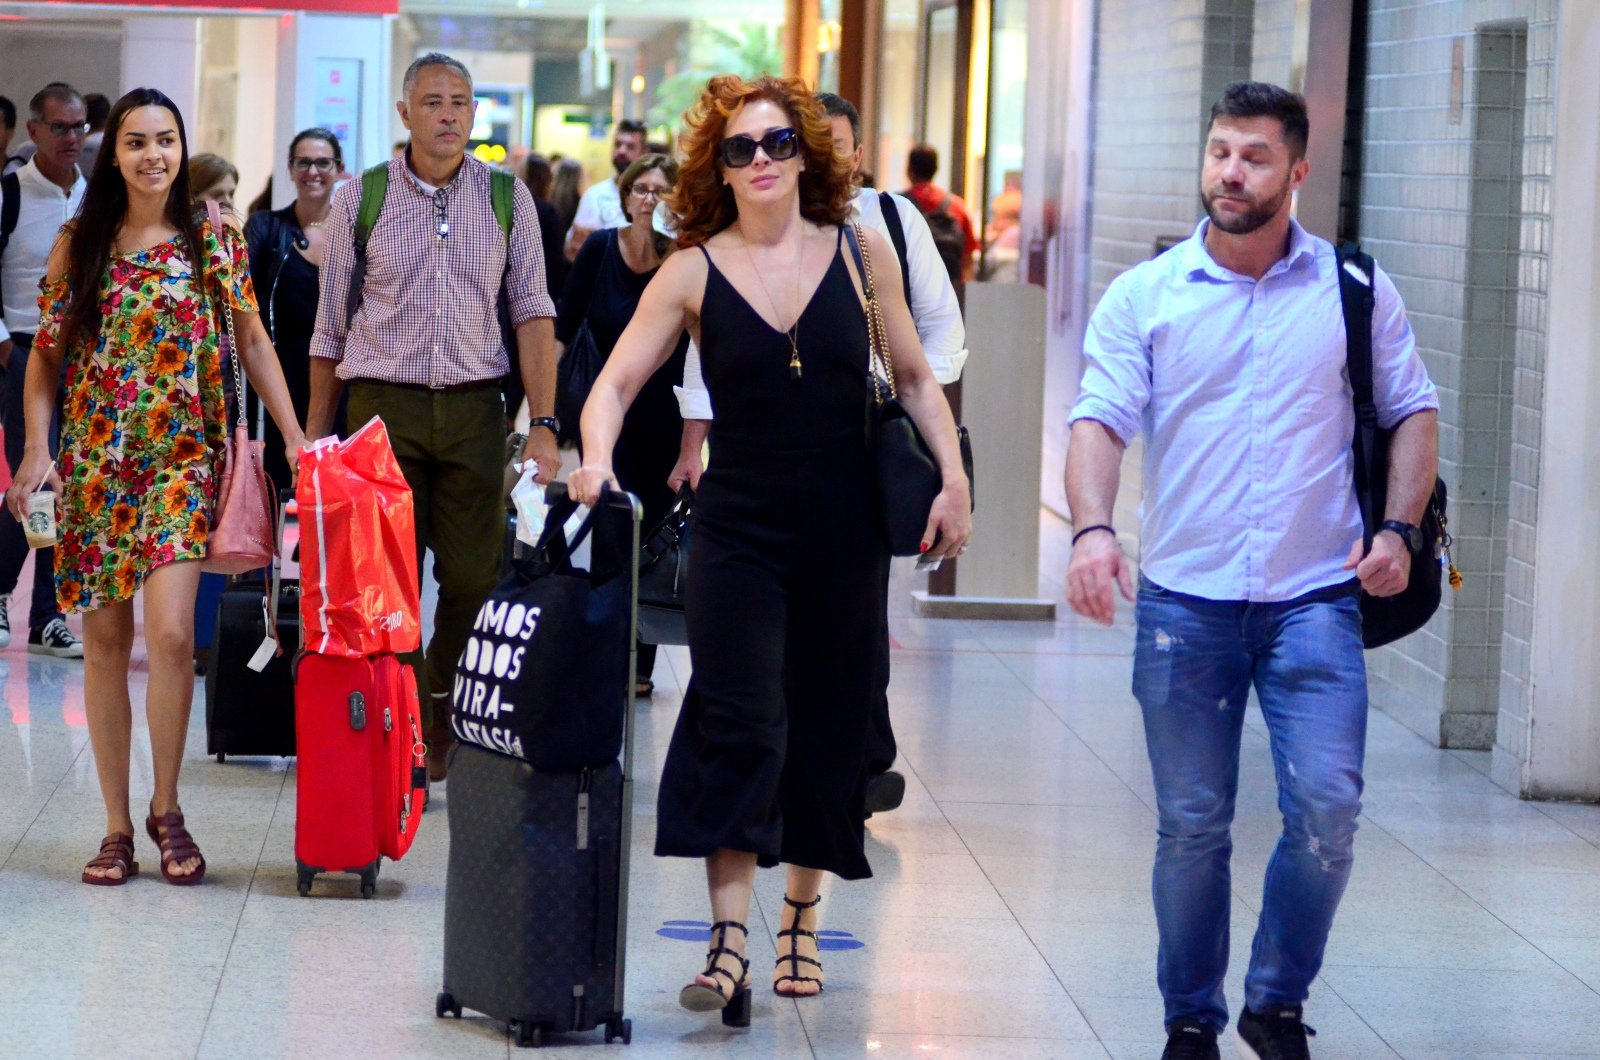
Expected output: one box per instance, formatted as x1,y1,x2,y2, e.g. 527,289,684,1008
910,191,966,287
1336,243,1459,649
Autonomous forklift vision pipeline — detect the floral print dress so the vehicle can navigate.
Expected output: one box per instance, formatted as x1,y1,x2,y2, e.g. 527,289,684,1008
34,219,253,613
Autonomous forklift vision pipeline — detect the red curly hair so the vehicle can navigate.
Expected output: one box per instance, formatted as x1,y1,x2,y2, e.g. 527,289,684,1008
667,74,854,248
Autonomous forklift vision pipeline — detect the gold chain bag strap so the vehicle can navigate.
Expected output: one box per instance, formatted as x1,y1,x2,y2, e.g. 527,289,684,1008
202,200,278,576
848,222,973,557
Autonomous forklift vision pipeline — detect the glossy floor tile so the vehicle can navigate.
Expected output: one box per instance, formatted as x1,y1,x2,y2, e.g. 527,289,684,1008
2,528,1600,1059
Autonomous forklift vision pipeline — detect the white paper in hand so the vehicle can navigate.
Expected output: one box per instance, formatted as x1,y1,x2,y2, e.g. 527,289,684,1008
510,462,549,547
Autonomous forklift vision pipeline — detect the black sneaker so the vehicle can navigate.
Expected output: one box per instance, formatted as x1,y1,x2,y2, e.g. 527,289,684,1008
863,770,906,818
1237,1003,1316,1060
1162,1018,1219,1060
28,617,84,659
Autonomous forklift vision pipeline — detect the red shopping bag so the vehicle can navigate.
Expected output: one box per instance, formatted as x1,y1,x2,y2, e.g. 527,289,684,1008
296,416,422,657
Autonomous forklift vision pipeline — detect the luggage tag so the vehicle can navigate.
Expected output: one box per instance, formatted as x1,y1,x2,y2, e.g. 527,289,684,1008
247,598,278,672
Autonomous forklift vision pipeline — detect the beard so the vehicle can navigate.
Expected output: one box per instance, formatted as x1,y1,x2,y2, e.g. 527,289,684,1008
612,152,631,175
1201,180,1292,235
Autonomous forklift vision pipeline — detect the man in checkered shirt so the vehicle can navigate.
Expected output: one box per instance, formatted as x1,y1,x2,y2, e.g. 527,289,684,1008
309,52,561,781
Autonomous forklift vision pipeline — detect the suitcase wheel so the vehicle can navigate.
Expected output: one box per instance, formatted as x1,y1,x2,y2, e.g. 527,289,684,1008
360,861,379,899
216,753,226,764
296,866,314,897
511,1020,546,1048
605,1018,631,1045
435,992,461,1020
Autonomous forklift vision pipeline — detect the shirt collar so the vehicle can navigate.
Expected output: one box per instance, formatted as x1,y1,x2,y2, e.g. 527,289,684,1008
16,157,84,196
1182,216,1317,282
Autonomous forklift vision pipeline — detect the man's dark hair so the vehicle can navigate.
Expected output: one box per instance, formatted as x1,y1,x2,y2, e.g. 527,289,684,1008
0,95,14,134
907,143,938,183
815,92,860,147
1208,81,1309,160
616,119,648,139
84,93,111,131
29,82,84,122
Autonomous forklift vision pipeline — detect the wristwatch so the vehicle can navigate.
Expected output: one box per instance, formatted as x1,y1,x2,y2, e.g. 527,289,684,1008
528,416,560,436
1380,519,1424,553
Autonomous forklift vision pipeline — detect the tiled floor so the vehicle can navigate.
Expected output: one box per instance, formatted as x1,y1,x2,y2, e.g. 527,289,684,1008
3,525,1600,1059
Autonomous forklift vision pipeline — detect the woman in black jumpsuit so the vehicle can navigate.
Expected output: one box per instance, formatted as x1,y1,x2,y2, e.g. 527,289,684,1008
568,76,971,1028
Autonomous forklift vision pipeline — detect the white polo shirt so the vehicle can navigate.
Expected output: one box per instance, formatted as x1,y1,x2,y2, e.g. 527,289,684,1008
1,158,86,342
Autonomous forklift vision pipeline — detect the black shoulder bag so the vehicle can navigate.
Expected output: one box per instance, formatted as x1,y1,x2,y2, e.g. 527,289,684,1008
845,222,974,556
1336,243,1458,649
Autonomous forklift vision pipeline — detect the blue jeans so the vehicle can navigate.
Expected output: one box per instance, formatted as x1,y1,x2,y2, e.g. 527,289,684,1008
1132,576,1367,1031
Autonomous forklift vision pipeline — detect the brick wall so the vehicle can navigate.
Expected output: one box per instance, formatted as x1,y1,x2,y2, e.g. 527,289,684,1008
1087,0,1256,305
1356,0,1555,754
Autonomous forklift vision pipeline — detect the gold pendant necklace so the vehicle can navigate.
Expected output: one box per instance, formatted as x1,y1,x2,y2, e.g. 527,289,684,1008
744,231,805,382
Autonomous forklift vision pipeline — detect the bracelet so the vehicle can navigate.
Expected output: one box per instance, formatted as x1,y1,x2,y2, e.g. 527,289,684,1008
1071,524,1116,546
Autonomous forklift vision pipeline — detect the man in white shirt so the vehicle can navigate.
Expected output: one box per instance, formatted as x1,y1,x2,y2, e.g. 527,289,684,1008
672,92,967,819
563,119,648,260
0,83,88,658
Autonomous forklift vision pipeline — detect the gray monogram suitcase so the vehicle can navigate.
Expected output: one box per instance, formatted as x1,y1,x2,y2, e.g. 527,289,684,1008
436,485,640,1048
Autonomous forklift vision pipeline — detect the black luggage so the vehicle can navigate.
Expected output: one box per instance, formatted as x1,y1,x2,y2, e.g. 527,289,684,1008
204,576,299,761
204,496,299,762
438,485,640,1049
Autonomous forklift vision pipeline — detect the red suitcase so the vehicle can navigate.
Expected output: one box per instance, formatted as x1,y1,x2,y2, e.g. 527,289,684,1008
294,652,428,897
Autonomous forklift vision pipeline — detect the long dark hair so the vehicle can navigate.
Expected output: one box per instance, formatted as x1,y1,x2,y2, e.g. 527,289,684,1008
58,88,207,356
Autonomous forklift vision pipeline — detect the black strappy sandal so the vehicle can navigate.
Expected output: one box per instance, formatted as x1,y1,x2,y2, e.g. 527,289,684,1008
772,894,825,997
679,920,752,1027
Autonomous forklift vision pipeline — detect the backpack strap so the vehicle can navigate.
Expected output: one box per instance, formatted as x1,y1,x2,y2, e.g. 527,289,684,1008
345,163,391,327
1336,241,1381,544
490,168,516,238
0,171,20,262
877,191,913,311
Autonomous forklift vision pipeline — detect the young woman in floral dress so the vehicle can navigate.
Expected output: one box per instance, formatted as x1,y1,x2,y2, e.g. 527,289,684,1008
5,88,308,887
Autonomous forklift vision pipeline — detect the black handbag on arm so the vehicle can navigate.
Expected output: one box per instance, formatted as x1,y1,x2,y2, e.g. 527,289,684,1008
1337,244,1459,649
636,486,693,646
845,223,975,557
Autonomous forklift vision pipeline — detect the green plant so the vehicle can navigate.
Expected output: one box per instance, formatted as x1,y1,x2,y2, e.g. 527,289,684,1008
649,22,784,132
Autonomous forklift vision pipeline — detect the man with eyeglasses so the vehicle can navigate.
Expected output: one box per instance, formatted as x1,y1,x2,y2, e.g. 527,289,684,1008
0,83,88,658
310,53,561,781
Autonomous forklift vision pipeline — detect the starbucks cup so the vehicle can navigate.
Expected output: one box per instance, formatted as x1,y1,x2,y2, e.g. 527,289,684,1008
24,491,57,549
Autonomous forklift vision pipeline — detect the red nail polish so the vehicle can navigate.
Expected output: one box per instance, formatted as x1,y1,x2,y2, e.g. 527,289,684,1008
919,542,930,553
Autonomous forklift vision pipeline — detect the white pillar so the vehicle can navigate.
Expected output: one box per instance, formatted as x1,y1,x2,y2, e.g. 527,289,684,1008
121,17,201,125
1497,3,1600,799
231,19,279,212
274,12,394,207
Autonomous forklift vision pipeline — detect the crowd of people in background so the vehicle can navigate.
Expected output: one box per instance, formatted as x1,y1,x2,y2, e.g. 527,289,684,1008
0,53,1413,1059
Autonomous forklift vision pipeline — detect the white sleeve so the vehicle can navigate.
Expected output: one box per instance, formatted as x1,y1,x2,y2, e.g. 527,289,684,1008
570,183,604,236
674,338,714,420
892,194,967,383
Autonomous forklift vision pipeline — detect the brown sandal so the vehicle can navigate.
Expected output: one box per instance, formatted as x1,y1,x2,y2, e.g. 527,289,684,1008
82,833,139,886
145,809,207,886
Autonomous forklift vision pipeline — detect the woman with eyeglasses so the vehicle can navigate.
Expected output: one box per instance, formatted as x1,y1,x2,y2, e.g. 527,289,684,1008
243,128,344,486
567,76,970,1026
557,153,688,698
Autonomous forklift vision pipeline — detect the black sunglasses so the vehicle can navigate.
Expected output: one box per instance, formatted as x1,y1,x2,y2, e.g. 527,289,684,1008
718,127,800,169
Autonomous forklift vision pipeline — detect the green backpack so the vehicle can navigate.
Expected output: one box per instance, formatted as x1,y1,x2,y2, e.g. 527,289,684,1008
343,163,517,326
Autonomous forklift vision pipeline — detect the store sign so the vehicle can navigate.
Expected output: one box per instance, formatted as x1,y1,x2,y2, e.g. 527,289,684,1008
314,59,363,165
46,0,397,12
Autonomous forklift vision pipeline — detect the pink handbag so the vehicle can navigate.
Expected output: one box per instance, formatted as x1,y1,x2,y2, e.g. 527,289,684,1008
201,200,276,576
